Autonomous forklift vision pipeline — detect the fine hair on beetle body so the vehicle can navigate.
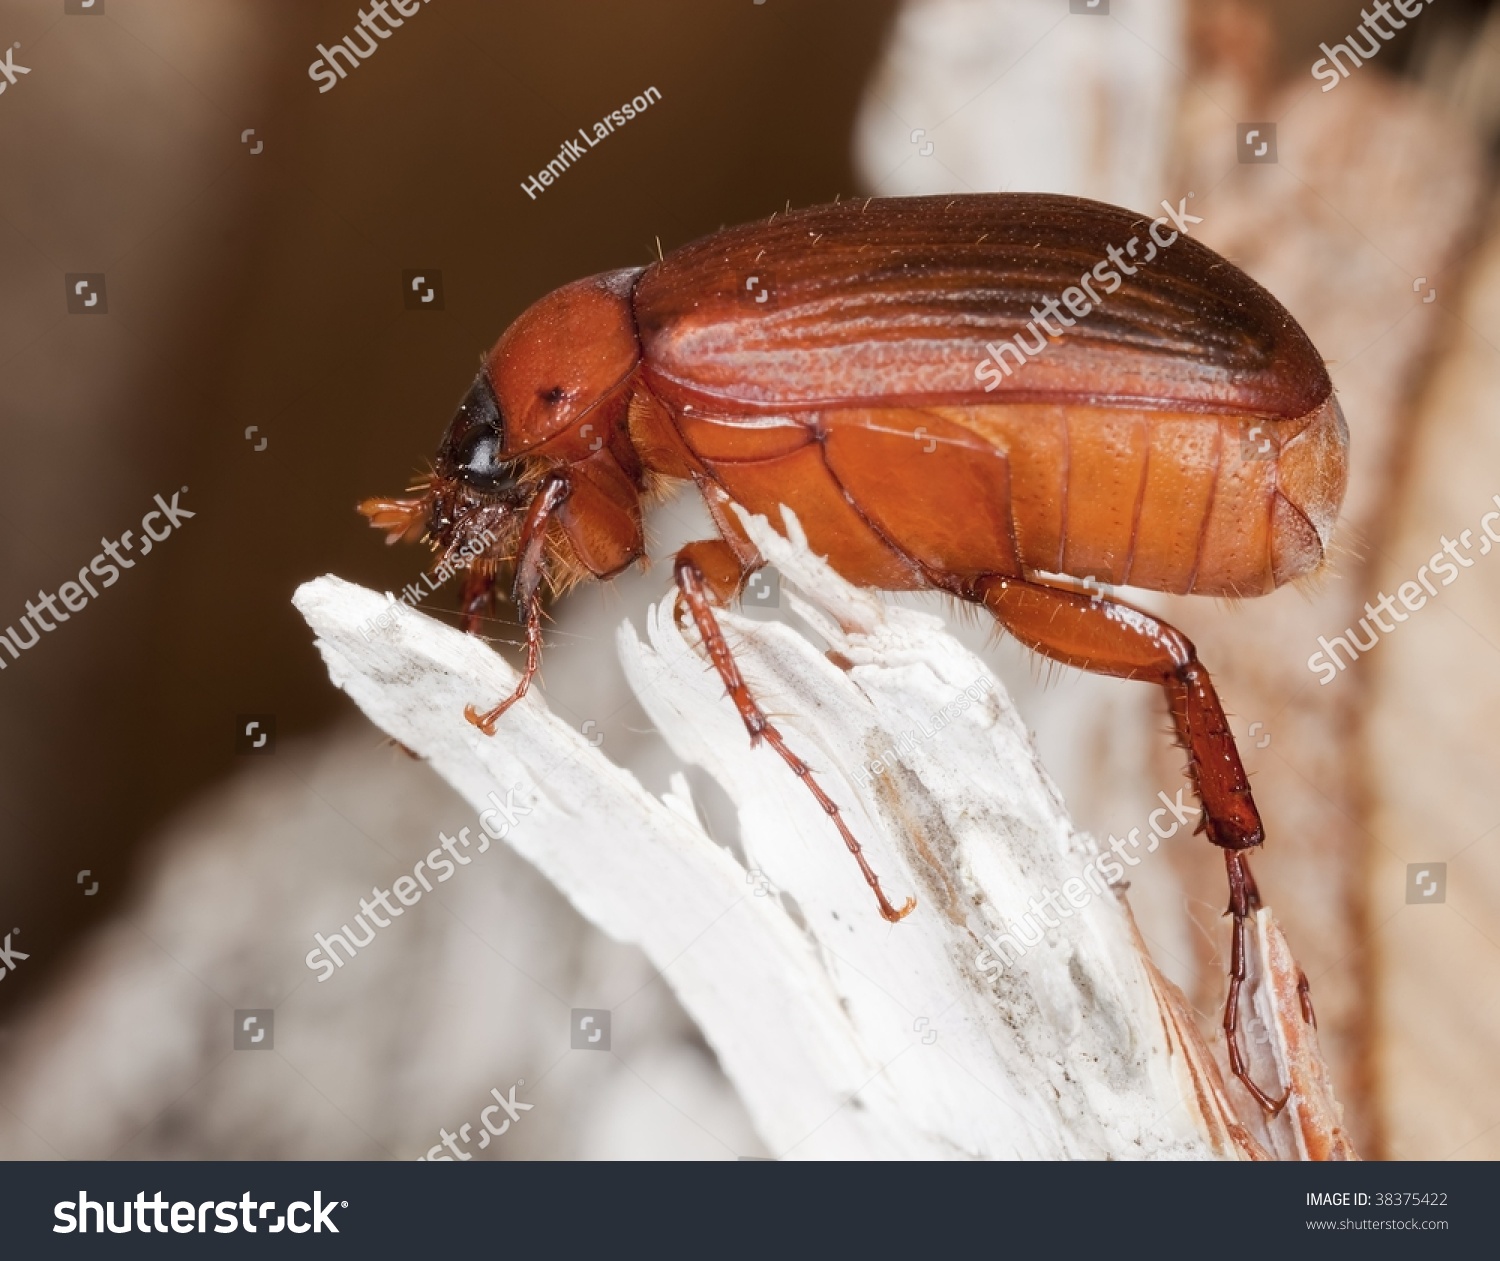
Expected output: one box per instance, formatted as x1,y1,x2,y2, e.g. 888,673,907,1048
360,192,1348,1114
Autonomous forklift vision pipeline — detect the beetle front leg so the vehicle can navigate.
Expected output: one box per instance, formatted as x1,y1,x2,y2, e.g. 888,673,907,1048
964,573,1290,1114
674,547,916,924
464,592,544,735
464,474,569,735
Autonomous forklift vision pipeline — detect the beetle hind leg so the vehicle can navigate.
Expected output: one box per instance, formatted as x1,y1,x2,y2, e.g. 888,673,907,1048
673,546,915,923
963,572,1291,1113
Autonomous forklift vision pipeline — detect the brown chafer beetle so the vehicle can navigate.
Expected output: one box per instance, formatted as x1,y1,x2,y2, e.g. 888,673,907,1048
361,193,1348,1112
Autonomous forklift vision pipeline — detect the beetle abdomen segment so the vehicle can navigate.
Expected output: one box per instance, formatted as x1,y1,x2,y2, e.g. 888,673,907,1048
1268,395,1347,588
955,401,1335,597
956,398,1344,596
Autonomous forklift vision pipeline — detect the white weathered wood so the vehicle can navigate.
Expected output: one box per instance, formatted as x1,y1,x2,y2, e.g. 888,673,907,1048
294,510,1287,1159
854,0,1184,214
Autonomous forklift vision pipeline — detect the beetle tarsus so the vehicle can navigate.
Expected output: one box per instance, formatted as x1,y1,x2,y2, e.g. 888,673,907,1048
1298,970,1317,1028
674,552,915,923
465,593,544,735
1223,850,1291,1115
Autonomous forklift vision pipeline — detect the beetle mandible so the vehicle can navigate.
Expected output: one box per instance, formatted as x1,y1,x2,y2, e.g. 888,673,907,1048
361,193,1347,1112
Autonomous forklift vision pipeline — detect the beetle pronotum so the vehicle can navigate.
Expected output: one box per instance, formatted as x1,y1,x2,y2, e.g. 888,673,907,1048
361,193,1348,1112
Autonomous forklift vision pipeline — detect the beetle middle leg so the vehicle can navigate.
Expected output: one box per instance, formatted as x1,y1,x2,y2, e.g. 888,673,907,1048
962,572,1291,1114
459,565,501,634
674,543,916,923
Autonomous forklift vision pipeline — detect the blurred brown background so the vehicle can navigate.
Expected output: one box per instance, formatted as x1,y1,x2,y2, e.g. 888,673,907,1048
1,0,1497,1160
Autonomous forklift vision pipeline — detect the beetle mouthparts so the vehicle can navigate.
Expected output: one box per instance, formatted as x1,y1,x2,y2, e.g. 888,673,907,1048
358,493,431,545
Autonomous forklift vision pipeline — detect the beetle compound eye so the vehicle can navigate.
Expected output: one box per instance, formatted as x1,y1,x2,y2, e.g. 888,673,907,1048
440,372,514,492
453,424,505,486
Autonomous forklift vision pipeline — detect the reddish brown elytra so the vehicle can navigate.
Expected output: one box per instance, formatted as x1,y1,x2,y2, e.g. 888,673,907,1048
361,193,1348,1113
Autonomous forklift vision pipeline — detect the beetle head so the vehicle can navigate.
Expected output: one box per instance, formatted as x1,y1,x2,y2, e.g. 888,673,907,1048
359,267,644,586
426,371,533,552
358,370,530,572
